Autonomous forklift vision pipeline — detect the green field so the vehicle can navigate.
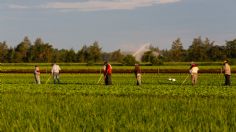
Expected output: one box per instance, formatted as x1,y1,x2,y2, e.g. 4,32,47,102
1,73,236,131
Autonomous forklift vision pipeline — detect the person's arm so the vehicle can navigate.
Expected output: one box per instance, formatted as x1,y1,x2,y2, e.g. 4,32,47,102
58,65,61,71
189,68,192,74
103,65,106,75
51,66,54,74
36,67,40,74
222,65,226,73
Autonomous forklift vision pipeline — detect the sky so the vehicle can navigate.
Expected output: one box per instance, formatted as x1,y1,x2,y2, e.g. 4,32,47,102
1,0,236,52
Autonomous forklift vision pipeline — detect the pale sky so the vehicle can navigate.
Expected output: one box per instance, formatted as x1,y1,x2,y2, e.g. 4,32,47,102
1,0,236,51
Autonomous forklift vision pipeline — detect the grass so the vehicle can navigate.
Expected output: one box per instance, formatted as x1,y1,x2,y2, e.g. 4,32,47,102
2,94,236,131
1,73,236,131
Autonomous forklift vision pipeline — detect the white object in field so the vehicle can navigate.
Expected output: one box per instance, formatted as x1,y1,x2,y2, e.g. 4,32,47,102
168,78,176,82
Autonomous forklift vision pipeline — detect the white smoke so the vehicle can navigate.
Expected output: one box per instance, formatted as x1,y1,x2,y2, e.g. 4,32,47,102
133,43,151,62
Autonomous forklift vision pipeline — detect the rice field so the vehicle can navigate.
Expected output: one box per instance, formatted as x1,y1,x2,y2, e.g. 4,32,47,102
1,73,236,131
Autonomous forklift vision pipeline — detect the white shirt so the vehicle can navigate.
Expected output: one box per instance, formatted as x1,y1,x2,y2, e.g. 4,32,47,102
51,64,61,73
190,67,199,75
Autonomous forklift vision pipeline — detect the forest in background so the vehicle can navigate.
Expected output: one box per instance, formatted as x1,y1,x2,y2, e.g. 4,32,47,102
0,36,236,65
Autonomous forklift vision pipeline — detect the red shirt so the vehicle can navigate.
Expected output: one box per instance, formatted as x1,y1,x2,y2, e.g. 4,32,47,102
104,64,112,75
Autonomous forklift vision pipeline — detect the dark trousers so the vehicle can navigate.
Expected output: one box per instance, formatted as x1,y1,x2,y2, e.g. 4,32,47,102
225,75,231,86
105,74,112,85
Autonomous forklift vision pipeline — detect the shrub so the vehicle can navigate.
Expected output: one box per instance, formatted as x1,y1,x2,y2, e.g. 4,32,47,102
122,55,136,66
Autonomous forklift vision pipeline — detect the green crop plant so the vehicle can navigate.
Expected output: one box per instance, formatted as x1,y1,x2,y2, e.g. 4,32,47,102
1,73,236,131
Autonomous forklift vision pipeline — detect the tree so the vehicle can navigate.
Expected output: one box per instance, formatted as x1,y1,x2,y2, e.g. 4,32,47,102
88,41,102,63
187,37,202,61
101,52,111,62
57,49,67,62
110,49,124,62
65,49,76,62
2,36,236,63
203,37,215,60
122,55,136,66
149,45,160,52
141,51,154,62
208,45,226,61
160,49,171,61
6,47,15,63
14,36,31,62
150,56,164,65
225,39,236,58
0,41,9,62
141,50,163,65
187,37,214,61
77,45,90,63
76,42,102,63
28,38,53,62
51,49,61,63
170,38,184,61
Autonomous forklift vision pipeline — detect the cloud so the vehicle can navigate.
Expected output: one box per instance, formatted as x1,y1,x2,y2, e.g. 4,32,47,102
9,5,30,9
159,0,181,4
9,0,181,11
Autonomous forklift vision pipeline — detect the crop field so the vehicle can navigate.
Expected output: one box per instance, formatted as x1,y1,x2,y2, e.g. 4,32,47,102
1,73,236,131
1,63,236,75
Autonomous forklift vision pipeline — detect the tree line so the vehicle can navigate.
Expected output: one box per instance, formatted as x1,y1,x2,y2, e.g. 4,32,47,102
0,36,236,65
0,37,124,64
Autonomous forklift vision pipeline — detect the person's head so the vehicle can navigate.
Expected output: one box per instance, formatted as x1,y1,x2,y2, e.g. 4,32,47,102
223,60,229,64
191,63,197,67
104,61,108,65
35,65,38,68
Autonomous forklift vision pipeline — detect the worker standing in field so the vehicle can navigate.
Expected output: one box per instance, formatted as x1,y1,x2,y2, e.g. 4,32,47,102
189,63,199,86
223,60,231,86
34,65,41,84
134,64,141,85
51,63,61,84
103,61,112,85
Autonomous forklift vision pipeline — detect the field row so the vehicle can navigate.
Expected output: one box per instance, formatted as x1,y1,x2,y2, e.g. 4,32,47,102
2,73,236,97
